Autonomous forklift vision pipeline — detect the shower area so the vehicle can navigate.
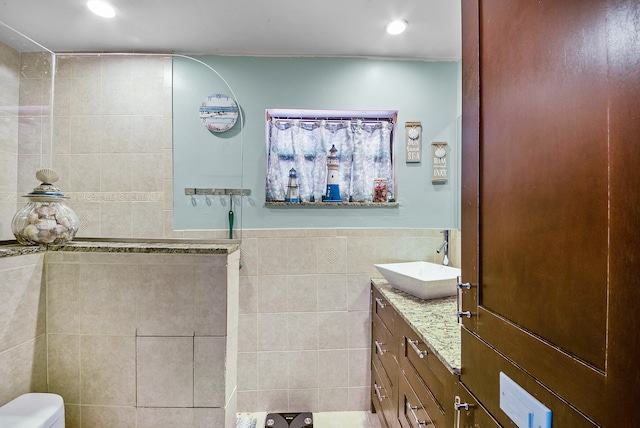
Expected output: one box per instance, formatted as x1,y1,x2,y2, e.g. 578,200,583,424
1,21,247,242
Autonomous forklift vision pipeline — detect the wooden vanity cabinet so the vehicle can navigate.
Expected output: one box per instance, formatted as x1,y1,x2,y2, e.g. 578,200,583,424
371,284,458,428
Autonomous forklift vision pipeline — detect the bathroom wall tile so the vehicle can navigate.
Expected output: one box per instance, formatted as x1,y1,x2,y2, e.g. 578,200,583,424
131,153,164,191
79,263,137,335
137,263,194,336
316,236,348,274
99,201,132,237
257,351,289,390
239,275,258,314
288,388,319,413
69,115,101,154
226,253,240,334
238,352,258,390
348,386,371,411
63,404,79,428
257,389,288,413
257,275,287,314
194,263,228,336
102,76,135,116
0,260,45,351
69,78,101,117
68,154,100,192
238,390,258,413
287,237,317,274
287,313,318,351
318,350,349,388
317,274,348,311
288,350,319,389
80,335,136,406
46,261,80,334
239,314,257,352
287,275,317,312
257,313,288,351
81,405,136,428
136,336,194,408
18,116,43,155
137,407,193,428
131,76,164,116
0,336,46,406
194,336,226,407
130,116,165,153
100,153,132,192
348,311,371,349
346,236,381,275
347,275,372,312
318,387,350,412
317,311,349,350
131,202,164,239
238,238,257,276
71,201,101,238
47,334,80,404
348,348,370,388
257,237,288,275
195,407,227,428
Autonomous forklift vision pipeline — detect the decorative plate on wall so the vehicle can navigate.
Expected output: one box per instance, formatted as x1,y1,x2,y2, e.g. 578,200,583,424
199,93,239,133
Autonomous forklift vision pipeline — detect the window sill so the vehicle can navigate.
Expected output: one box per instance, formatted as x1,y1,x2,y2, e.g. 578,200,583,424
265,201,399,207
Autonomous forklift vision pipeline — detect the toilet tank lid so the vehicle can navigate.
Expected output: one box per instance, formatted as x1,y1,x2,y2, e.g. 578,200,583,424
0,393,64,428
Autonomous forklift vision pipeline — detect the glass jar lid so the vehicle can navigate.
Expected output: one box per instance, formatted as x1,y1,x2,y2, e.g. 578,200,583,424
24,168,69,201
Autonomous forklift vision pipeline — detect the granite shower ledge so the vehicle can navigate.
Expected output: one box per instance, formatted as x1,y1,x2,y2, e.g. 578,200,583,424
0,238,240,258
372,278,461,374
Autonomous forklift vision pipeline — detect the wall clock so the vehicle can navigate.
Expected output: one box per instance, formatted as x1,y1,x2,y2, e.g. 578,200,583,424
199,93,239,133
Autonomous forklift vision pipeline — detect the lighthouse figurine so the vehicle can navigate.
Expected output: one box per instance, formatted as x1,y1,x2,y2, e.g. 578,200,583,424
324,144,342,202
285,167,300,203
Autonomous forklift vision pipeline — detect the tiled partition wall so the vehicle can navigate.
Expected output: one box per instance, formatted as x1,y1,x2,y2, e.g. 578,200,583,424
234,228,460,413
0,253,47,405
45,249,239,428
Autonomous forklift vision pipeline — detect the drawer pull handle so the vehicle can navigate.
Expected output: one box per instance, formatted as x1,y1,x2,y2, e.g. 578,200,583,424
374,382,386,401
406,402,427,426
375,297,387,308
457,282,472,289
408,339,428,358
375,340,387,355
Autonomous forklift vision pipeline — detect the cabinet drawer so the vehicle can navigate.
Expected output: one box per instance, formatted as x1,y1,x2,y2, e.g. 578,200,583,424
372,314,398,386
372,355,399,428
398,372,434,428
372,286,396,333
400,327,448,412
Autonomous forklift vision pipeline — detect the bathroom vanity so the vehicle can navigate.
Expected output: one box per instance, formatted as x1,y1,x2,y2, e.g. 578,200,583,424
370,280,460,428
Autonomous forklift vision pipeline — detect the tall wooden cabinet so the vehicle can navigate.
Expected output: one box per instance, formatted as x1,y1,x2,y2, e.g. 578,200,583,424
460,0,640,426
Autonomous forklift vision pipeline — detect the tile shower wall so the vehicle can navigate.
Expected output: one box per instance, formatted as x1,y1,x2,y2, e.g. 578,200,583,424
50,54,175,239
46,250,239,427
235,228,460,413
0,253,47,405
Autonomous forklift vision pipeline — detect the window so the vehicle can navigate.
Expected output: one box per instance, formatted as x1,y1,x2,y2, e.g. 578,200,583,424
265,109,397,205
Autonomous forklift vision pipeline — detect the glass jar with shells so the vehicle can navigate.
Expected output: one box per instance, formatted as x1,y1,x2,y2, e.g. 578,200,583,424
11,169,79,246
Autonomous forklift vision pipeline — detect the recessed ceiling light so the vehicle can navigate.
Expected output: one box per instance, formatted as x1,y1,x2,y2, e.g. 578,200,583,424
386,20,408,35
87,0,116,18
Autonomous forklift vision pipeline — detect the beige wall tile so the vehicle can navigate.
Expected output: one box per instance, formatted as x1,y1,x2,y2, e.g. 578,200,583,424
80,335,136,406
137,263,195,336
257,351,288,390
238,275,258,314
288,351,318,389
194,263,228,336
318,350,349,388
287,275,317,312
136,407,193,428
195,407,227,428
257,313,287,352
47,334,80,404
288,388,319,413
257,238,288,275
0,336,47,406
136,336,193,408
317,274,347,311
257,389,288,413
287,313,318,351
317,312,349,350
194,336,226,407
286,237,317,274
237,352,257,390
81,405,136,428
238,314,257,352
348,311,371,349
319,387,350,412
46,261,80,334
316,236,347,274
348,348,370,387
257,275,287,314
79,263,137,335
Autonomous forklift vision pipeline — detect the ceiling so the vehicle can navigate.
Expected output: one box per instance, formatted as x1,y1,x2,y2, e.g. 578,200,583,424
0,0,461,60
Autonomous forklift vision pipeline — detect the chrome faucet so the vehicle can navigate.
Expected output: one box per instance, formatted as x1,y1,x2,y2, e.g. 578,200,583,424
437,230,449,266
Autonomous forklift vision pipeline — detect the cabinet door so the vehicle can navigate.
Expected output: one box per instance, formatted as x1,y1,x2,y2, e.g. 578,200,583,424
461,0,607,424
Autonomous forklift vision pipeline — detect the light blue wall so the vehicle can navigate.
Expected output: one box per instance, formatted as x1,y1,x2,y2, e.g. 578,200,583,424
173,56,460,231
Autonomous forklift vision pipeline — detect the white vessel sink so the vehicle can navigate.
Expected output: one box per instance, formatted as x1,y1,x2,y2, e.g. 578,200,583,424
374,261,461,300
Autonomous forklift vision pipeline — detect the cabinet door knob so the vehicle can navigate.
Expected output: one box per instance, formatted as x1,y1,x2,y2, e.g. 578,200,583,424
457,282,472,289
375,297,387,308
456,311,472,319
408,339,428,358
375,340,387,355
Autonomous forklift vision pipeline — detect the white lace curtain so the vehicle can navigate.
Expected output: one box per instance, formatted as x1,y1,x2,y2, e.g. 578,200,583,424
266,118,394,202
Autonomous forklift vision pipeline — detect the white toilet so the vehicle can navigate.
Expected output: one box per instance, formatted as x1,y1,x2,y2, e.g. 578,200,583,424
0,393,65,428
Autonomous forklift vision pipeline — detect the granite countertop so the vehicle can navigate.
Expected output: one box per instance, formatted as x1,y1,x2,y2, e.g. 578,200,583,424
372,278,461,374
0,238,240,258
